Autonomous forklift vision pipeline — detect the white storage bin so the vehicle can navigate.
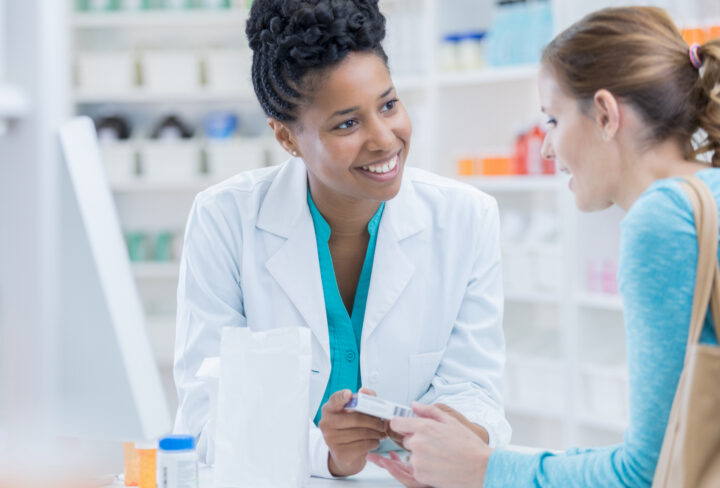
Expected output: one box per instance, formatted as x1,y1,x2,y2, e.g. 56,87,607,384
507,355,565,414
140,50,201,94
204,49,251,93
532,244,562,292
100,140,137,185
140,140,201,183
77,51,136,95
502,244,534,295
206,139,266,181
581,364,628,422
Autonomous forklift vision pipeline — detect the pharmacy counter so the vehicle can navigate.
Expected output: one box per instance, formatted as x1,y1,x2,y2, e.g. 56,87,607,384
108,446,543,487
107,461,402,487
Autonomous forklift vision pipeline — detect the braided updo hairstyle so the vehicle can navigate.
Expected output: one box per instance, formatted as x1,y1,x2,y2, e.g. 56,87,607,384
246,0,388,123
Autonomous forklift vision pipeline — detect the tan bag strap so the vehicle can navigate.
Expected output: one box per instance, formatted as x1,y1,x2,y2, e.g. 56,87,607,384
679,175,720,350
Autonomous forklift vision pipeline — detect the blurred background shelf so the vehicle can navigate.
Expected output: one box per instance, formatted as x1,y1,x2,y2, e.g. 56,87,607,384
578,415,628,433
132,262,180,280
111,180,212,194
73,90,255,104
72,10,248,29
462,175,563,192
436,64,539,87
576,293,623,311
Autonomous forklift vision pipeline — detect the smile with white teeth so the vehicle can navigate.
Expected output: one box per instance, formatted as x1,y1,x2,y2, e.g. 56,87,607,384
361,155,398,174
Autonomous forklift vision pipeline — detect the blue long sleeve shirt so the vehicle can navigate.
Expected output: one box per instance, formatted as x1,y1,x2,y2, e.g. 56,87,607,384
485,168,720,487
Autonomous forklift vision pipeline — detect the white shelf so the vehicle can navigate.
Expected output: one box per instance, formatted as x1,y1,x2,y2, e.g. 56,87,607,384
132,261,180,279
146,315,176,367
575,293,623,311
506,404,564,420
436,64,539,87
111,180,211,194
72,9,248,29
462,175,562,193
505,290,562,304
74,89,254,104
394,75,427,92
578,415,627,433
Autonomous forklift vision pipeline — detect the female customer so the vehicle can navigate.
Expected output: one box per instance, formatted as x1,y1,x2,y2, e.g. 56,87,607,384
173,0,511,479
371,6,720,487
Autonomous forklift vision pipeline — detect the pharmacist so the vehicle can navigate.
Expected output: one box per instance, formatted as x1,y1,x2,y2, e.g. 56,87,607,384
173,0,510,479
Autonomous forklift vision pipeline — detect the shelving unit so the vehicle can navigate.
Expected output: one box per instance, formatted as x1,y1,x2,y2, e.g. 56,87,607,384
72,9,248,29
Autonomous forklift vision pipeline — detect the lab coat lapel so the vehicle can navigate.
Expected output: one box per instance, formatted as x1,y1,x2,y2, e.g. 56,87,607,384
258,158,330,359
362,174,425,342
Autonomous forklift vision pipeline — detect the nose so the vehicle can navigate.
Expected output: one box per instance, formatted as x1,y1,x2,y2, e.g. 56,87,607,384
541,132,555,160
365,115,396,152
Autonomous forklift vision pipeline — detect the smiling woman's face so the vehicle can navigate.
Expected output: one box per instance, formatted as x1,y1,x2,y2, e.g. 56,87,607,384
289,51,412,204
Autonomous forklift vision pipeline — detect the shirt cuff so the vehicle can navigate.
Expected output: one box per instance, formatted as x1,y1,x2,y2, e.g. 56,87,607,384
309,421,340,479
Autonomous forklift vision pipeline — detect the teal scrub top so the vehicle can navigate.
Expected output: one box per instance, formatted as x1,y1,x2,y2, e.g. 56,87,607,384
307,190,385,425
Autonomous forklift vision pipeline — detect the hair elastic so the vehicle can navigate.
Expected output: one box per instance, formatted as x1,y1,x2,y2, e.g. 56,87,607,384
689,43,703,70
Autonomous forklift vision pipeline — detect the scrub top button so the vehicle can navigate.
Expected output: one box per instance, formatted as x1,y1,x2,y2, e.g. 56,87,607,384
369,371,380,383
345,351,356,362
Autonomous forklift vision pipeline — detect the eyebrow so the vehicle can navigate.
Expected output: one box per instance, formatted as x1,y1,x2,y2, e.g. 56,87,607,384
330,86,395,118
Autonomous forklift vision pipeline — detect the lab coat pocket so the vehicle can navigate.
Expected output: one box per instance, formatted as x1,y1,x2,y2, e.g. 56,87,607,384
407,350,444,403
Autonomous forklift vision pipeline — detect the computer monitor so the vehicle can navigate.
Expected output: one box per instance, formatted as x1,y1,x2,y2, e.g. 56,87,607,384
56,116,171,442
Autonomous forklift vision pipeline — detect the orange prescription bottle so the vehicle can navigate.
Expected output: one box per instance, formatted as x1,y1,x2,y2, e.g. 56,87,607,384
136,441,157,488
124,442,140,486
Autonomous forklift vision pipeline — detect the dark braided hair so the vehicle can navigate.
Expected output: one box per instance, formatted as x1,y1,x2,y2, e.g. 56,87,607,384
246,0,388,122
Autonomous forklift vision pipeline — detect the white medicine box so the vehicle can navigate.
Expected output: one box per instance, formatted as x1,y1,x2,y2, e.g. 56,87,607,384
204,49,252,93
140,140,201,183
77,51,136,95
100,140,137,185
140,50,202,94
206,139,267,181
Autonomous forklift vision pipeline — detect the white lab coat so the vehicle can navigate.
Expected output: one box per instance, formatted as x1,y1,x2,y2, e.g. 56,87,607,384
173,157,511,477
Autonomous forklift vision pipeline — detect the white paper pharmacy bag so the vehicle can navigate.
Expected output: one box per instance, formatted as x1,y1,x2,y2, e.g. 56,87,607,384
215,327,312,488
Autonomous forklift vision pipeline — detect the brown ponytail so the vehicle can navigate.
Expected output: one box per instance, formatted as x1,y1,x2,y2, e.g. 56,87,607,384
695,40,720,166
542,7,720,167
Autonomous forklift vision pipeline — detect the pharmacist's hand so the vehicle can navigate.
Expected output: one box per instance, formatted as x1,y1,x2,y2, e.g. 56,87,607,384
320,388,388,477
434,403,490,443
389,403,492,488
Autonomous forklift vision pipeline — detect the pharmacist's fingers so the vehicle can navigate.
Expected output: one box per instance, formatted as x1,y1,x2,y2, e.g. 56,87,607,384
327,427,388,445
324,389,353,413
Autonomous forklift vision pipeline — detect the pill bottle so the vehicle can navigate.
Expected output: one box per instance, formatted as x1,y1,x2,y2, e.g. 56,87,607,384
156,435,198,488
136,441,157,488
124,442,140,486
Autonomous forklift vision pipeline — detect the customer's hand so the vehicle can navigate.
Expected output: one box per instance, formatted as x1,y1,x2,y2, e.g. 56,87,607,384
319,388,388,477
386,402,488,448
434,403,490,443
368,450,430,487
386,403,492,488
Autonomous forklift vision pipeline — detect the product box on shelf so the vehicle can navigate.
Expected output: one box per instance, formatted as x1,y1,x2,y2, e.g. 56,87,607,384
140,50,202,94
580,363,628,423
203,49,252,93
205,139,267,180
139,139,201,182
504,328,565,415
76,51,137,95
99,140,138,185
